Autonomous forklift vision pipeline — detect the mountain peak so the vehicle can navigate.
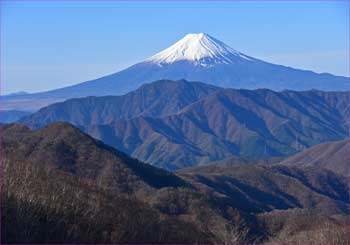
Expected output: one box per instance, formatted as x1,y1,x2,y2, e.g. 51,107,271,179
146,33,253,66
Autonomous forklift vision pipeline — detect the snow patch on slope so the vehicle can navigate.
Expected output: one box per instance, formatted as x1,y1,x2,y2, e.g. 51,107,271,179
146,33,253,66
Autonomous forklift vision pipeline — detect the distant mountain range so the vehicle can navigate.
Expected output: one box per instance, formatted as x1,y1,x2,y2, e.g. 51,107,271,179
3,122,349,244
19,80,350,170
3,33,349,111
19,80,220,126
0,110,31,123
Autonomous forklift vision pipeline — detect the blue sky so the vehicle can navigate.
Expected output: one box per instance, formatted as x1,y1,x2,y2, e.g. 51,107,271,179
1,1,349,94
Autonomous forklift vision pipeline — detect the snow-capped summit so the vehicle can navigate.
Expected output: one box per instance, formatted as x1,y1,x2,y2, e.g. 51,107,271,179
146,33,253,66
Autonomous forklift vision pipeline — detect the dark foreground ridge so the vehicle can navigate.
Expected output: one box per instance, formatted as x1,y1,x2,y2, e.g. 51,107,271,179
2,122,349,244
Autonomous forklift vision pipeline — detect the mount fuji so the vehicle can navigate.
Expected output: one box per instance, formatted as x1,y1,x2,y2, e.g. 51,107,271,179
3,33,350,111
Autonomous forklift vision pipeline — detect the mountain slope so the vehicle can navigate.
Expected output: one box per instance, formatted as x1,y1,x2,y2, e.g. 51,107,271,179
3,122,349,244
2,122,186,192
280,138,350,176
85,88,350,169
20,81,350,170
177,164,350,244
19,79,219,128
2,122,257,244
1,122,220,243
177,164,349,215
3,33,349,111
